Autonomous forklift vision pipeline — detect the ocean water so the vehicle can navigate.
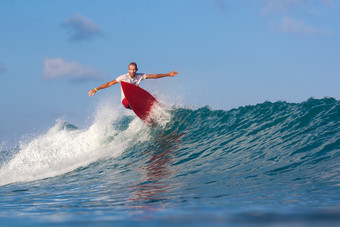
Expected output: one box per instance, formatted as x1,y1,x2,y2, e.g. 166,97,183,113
0,98,339,226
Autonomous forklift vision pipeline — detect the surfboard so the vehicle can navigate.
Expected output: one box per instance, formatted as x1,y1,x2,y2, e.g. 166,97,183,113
121,81,158,122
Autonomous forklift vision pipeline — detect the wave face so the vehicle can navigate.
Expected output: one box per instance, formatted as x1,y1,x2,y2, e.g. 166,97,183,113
0,98,340,225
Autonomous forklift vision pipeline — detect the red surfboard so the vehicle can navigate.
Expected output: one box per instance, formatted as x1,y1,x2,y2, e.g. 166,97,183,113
121,81,158,122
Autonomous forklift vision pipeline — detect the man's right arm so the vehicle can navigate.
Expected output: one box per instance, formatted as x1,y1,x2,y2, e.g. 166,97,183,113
88,79,119,96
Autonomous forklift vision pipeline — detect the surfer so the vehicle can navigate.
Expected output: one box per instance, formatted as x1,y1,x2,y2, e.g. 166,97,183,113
88,62,178,109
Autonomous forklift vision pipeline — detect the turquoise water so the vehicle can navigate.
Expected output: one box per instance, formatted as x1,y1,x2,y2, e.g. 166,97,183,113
0,98,340,226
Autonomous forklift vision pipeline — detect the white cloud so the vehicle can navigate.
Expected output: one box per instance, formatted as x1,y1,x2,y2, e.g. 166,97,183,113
0,62,7,74
281,17,316,35
261,1,333,36
43,57,106,82
62,14,103,41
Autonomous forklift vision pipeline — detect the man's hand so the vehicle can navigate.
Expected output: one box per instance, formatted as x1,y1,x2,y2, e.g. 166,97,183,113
88,89,97,96
169,71,178,77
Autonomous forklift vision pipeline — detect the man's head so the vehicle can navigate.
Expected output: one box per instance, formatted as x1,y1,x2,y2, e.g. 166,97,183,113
128,62,138,77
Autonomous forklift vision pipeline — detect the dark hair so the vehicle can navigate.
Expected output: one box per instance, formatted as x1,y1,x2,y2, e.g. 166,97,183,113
129,62,138,69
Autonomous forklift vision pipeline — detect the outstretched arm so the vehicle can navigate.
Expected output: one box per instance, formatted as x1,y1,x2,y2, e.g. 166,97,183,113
88,79,119,96
146,71,178,79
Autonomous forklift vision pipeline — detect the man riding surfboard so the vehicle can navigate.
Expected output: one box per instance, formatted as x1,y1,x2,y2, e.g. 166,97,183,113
88,62,178,109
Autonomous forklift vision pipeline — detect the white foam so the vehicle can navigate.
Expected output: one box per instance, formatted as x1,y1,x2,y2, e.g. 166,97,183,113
147,102,172,127
0,101,150,186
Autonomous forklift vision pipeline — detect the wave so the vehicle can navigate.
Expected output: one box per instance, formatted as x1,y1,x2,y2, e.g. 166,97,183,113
0,97,339,190
0,103,153,186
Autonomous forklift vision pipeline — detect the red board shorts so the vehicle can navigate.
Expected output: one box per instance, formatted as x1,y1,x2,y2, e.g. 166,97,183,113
122,98,131,109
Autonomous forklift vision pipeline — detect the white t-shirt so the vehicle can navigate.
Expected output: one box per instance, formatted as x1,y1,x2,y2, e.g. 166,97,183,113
115,73,146,101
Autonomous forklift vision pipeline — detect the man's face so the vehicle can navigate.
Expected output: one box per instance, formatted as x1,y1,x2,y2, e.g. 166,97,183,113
128,64,137,77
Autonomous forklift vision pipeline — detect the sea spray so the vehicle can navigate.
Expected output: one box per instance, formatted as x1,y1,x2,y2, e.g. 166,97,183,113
0,103,150,186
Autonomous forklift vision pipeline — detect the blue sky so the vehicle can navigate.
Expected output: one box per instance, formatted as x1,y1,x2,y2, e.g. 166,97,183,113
1,0,339,147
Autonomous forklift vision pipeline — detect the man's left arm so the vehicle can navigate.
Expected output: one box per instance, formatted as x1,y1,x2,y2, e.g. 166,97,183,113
146,71,178,79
